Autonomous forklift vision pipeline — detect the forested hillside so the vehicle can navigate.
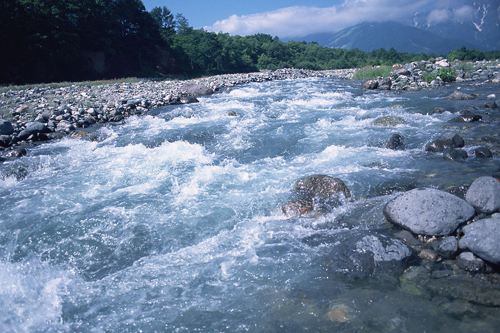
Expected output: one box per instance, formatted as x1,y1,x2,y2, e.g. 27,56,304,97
1,0,498,84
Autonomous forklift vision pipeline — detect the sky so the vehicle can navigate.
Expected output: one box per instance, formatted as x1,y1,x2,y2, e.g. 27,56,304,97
142,0,482,37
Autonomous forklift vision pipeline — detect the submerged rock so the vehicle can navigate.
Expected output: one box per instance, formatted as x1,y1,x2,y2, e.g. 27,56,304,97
457,252,486,272
384,188,475,236
443,148,468,161
447,91,477,100
425,133,465,152
474,146,493,158
385,133,405,150
431,236,458,259
459,217,500,265
465,176,500,214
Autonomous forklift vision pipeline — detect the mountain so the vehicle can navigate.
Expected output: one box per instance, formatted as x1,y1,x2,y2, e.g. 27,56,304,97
297,22,477,54
290,1,499,54
413,0,500,51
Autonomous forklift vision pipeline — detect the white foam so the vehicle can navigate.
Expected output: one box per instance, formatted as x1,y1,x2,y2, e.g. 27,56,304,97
0,260,72,332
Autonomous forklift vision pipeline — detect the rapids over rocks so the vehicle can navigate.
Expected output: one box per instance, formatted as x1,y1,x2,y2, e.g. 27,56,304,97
1,77,499,332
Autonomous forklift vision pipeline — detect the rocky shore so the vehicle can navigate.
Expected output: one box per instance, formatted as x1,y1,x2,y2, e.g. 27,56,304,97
363,58,500,91
0,68,353,156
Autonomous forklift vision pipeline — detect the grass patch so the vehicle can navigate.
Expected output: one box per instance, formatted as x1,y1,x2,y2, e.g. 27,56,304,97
423,68,457,83
353,65,392,80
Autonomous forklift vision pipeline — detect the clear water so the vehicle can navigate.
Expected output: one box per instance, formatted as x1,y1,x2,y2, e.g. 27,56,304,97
1,78,499,332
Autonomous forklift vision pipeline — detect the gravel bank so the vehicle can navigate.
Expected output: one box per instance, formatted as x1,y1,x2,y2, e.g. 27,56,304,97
0,68,354,151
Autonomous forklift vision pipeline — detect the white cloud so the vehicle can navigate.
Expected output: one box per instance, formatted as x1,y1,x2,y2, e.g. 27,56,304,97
427,9,450,25
207,0,476,37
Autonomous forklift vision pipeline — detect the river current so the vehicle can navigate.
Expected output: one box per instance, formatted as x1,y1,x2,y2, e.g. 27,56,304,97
1,78,499,332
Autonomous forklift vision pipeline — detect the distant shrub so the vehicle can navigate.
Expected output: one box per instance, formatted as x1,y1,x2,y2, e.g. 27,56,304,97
353,65,392,80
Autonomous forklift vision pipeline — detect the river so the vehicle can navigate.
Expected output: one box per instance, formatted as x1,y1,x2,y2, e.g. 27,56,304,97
1,77,499,332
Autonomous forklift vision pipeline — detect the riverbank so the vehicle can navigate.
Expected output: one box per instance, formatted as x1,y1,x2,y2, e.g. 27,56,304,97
1,58,499,155
0,68,354,153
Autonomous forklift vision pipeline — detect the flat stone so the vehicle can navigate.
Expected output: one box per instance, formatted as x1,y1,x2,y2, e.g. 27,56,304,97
459,217,500,265
384,188,475,236
465,176,500,214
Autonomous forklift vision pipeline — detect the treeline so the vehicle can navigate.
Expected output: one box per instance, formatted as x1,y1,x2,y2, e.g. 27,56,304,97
448,48,500,61
0,1,491,84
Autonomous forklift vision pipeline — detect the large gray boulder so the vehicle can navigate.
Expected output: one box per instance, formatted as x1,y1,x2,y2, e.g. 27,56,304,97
0,119,15,135
384,188,475,236
465,176,500,214
181,83,213,96
459,217,500,265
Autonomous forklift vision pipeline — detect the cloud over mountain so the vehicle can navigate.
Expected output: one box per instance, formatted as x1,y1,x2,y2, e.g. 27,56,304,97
207,0,492,37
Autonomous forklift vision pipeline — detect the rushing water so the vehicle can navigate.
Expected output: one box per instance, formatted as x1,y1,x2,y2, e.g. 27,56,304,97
1,78,499,332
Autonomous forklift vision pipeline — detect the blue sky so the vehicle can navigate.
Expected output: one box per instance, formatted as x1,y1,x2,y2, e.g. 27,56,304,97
142,0,479,37
142,0,338,27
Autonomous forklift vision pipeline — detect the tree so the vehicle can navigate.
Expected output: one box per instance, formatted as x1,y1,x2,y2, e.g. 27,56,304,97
150,6,175,41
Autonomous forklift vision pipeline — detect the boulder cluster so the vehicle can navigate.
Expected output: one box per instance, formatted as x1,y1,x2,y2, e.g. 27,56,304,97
363,58,500,91
384,176,500,271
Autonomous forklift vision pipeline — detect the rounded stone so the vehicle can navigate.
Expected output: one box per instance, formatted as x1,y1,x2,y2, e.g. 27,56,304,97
459,217,500,265
384,188,475,236
465,176,500,214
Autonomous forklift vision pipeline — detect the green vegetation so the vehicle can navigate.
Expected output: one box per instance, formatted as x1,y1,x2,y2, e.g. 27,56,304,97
353,65,392,80
0,2,497,85
423,68,457,83
448,47,500,61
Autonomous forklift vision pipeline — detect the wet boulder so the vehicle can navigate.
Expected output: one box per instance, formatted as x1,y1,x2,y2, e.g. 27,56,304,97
384,188,475,236
281,200,313,217
0,135,12,148
373,116,406,127
181,83,214,96
385,133,405,150
283,175,351,216
363,80,378,90
17,121,51,141
465,176,500,214
447,91,477,100
449,111,482,123
179,95,199,104
474,146,493,158
425,133,464,152
443,148,468,161
0,119,15,135
459,217,500,265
